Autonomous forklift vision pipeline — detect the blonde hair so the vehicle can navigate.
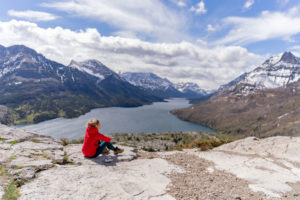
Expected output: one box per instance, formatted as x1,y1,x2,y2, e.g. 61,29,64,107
87,119,100,128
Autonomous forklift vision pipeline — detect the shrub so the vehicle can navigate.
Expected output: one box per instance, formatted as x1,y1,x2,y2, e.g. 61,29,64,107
2,181,20,200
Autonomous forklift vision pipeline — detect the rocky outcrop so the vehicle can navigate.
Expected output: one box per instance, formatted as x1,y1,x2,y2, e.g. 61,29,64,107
0,125,182,200
1,125,299,199
187,136,300,198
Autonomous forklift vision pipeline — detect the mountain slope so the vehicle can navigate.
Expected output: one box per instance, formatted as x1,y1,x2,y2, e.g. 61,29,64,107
174,82,207,97
120,72,183,98
172,52,300,137
120,72,207,98
218,52,300,96
0,45,161,124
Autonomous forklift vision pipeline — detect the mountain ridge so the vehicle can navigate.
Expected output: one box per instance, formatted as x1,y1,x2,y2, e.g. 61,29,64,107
120,72,207,98
172,51,300,136
0,44,162,124
217,51,300,96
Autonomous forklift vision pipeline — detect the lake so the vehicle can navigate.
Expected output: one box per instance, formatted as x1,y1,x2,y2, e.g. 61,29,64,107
17,98,215,139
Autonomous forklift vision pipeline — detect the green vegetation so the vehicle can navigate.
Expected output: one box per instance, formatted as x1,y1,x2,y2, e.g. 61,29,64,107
59,131,234,152
31,139,40,143
42,153,49,159
2,181,20,200
0,165,5,176
63,155,69,164
9,141,18,145
10,93,106,124
112,132,234,152
60,138,84,146
9,155,17,161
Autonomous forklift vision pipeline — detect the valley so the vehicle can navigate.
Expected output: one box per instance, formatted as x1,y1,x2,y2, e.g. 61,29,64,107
0,44,206,125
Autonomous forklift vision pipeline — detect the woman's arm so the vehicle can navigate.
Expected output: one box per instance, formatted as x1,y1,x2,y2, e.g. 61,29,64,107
94,131,111,142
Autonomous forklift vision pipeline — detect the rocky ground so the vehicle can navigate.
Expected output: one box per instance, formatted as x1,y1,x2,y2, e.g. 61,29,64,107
0,125,300,199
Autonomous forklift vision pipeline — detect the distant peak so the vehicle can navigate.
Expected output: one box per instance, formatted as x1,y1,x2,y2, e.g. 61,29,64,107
69,59,78,65
280,51,299,64
82,59,104,65
7,44,38,55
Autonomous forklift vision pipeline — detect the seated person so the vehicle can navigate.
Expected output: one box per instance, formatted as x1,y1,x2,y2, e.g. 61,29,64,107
82,119,123,158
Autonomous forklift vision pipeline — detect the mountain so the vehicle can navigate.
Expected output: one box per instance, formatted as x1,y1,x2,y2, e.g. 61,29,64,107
120,72,183,98
218,52,300,96
69,59,120,81
172,52,300,137
174,82,207,97
120,72,207,98
0,45,161,124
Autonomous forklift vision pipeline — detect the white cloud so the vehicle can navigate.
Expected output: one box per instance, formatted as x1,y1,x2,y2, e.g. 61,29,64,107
0,20,263,90
207,24,216,32
190,1,207,15
196,39,207,46
216,7,300,45
42,0,187,42
243,0,255,10
169,0,186,7
7,10,58,21
177,1,186,7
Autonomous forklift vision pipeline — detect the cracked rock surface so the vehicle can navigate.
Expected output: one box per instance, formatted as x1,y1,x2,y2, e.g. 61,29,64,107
1,124,300,200
19,145,181,200
188,136,300,198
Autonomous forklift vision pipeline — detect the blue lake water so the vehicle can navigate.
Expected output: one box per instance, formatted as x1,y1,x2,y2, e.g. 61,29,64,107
17,98,215,139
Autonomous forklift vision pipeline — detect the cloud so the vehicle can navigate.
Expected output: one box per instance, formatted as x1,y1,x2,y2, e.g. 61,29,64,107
190,1,207,15
207,24,216,32
177,1,186,7
7,10,58,21
216,7,300,45
42,0,187,42
243,0,255,10
0,20,263,90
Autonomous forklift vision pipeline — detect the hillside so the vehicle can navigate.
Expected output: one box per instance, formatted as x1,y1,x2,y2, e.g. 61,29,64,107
0,45,161,124
120,72,207,98
172,52,300,137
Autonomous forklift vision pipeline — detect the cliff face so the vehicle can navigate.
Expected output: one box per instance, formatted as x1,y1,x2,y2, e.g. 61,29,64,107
0,125,299,199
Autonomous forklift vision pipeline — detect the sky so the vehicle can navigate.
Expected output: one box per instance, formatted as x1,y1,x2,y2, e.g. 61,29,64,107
1,0,300,90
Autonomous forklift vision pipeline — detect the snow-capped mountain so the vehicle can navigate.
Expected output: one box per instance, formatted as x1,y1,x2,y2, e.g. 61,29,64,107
219,52,300,95
120,72,183,98
121,72,174,91
174,82,207,96
69,59,120,81
121,72,208,98
0,44,79,86
0,44,161,124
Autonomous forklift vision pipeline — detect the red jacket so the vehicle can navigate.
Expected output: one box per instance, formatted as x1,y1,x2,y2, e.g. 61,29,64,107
82,126,111,157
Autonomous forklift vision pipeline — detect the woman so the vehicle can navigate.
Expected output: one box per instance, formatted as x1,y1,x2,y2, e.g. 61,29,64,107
82,119,123,158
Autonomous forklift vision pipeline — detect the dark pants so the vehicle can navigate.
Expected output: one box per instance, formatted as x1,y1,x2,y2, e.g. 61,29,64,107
90,142,115,158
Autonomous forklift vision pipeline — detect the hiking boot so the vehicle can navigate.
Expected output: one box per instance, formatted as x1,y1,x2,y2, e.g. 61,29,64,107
114,147,124,155
102,148,109,154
